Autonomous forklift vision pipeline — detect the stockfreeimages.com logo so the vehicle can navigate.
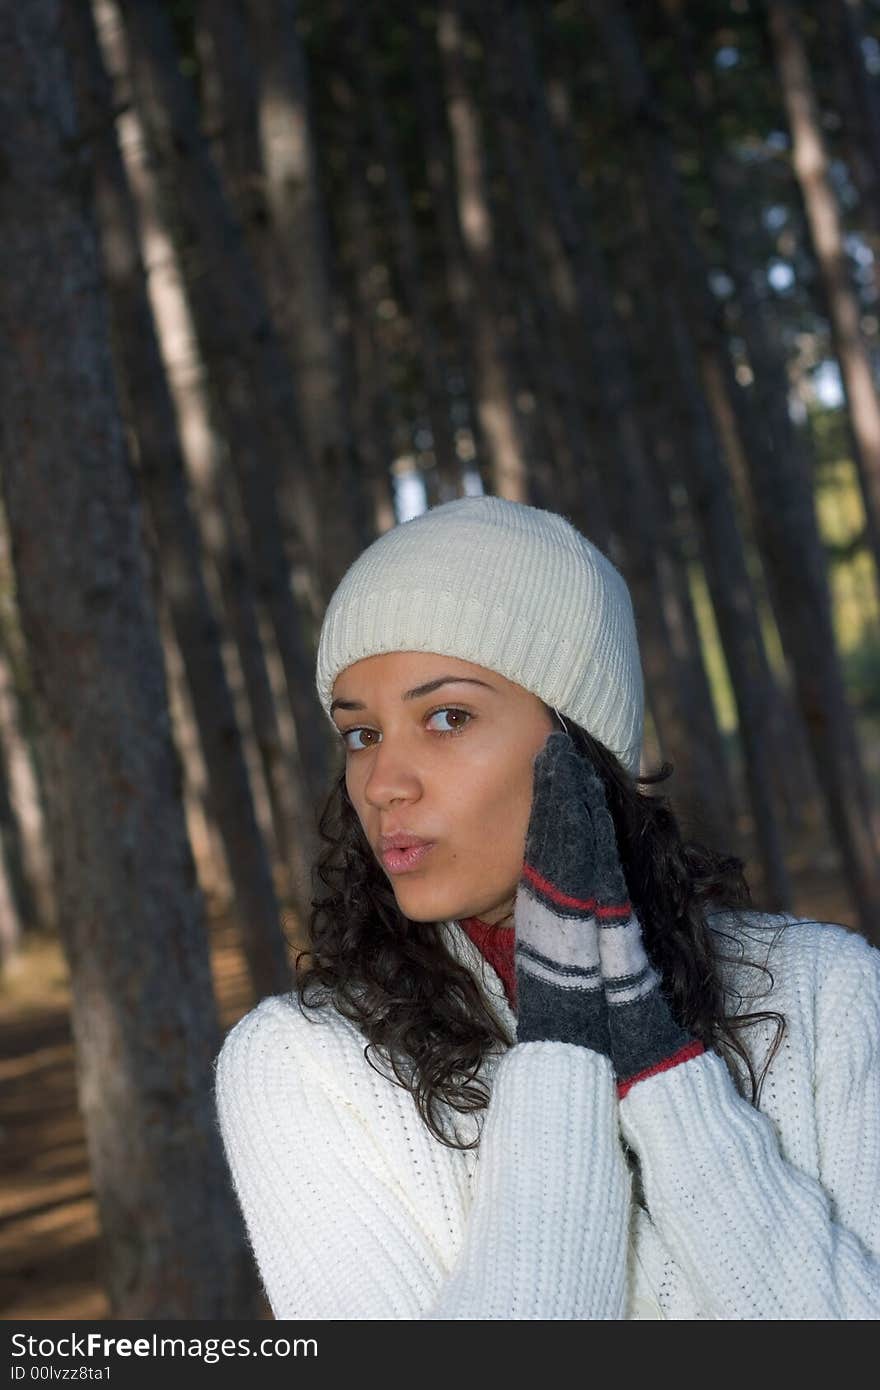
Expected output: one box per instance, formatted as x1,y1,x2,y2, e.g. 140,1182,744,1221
10,1332,317,1366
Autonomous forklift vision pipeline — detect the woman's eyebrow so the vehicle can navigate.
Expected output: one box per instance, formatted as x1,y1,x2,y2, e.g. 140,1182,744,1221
330,676,497,715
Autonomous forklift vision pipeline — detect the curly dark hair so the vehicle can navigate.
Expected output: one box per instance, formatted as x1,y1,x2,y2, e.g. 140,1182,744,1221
294,709,787,1151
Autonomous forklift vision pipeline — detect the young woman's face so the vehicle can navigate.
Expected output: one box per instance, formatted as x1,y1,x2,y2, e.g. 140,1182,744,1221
330,651,557,927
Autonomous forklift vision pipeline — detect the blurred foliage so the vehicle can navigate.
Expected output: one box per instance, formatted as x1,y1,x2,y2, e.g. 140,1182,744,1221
842,631,880,712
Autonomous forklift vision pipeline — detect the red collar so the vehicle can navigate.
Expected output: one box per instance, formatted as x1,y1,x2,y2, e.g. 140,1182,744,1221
457,916,517,1010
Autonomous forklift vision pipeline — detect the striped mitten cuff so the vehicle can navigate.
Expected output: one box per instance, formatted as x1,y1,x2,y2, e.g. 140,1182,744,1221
585,771,704,1097
514,734,612,1057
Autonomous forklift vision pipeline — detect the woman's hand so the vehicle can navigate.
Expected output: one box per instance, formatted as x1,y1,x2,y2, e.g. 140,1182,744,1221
515,731,703,1093
575,748,704,1096
513,732,612,1056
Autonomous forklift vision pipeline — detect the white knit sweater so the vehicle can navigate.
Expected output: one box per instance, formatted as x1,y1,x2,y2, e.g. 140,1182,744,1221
213,909,880,1319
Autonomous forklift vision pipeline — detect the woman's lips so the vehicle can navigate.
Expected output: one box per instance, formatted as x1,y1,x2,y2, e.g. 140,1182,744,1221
380,842,436,874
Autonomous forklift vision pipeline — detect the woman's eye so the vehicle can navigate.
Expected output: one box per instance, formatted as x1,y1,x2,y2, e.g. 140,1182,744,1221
340,707,472,751
341,727,377,751
427,707,472,735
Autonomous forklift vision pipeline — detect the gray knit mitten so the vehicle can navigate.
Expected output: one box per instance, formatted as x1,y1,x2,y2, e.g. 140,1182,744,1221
514,733,612,1056
579,759,704,1097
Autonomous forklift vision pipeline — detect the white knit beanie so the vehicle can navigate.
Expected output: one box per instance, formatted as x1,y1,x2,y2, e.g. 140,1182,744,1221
315,496,645,776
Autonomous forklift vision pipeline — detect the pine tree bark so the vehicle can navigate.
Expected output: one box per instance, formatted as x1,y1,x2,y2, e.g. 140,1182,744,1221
341,0,462,502
245,0,370,577
829,0,880,262
195,0,369,578
604,161,740,831
436,0,530,499
0,815,22,963
409,11,493,494
656,0,879,931
70,0,296,988
585,0,796,906
195,0,370,571
0,734,30,965
495,0,738,848
0,511,56,937
156,594,234,905
96,0,333,812
481,17,611,520
767,0,880,584
592,0,819,834
714,155,880,934
331,71,403,526
0,0,258,1316
482,114,560,511
195,0,262,220
90,1,318,921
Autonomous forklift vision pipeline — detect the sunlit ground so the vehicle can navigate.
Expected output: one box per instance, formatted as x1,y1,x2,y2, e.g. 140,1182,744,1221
0,908,274,1321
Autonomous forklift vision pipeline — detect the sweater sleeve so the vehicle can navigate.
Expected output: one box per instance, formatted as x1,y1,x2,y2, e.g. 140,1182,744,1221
617,926,880,1319
214,997,632,1320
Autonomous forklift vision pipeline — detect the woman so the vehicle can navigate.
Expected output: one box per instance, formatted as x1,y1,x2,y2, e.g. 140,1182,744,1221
214,495,880,1319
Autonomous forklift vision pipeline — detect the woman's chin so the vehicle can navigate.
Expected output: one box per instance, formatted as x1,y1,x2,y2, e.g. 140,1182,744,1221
391,882,460,924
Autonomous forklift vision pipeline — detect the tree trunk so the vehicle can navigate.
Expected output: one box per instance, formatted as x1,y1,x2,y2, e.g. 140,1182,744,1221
96,0,334,812
340,1,462,503
663,282,794,904
594,1,820,835
695,350,817,829
157,594,234,906
767,0,880,586
70,0,295,990
0,736,29,967
436,0,530,499
714,155,880,935
480,17,614,521
139,185,314,918
331,69,404,528
195,0,369,576
195,0,261,213
829,0,880,275
495,0,738,848
659,0,879,933
90,0,318,919
607,162,740,832
0,509,56,936
483,111,560,511
409,9,493,495
0,0,258,1316
586,0,794,907
245,0,370,578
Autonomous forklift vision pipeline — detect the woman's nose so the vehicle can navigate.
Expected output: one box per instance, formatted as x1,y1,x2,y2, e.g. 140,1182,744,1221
362,737,422,810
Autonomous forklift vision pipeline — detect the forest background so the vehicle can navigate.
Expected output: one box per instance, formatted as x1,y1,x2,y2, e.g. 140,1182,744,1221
1,0,879,1321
